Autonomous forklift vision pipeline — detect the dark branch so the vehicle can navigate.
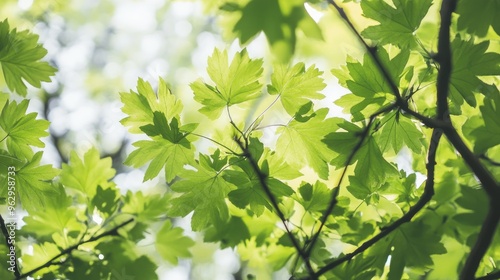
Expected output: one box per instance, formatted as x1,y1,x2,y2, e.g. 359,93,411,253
16,218,134,280
304,104,395,259
234,139,315,277
0,215,21,278
477,270,500,280
312,127,442,278
479,154,500,167
461,203,500,280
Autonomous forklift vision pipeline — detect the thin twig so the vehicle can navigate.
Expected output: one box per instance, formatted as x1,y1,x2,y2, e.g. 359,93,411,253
244,94,282,136
312,127,442,279
304,103,395,259
190,132,243,156
0,215,21,278
16,218,134,280
479,154,500,167
234,139,315,277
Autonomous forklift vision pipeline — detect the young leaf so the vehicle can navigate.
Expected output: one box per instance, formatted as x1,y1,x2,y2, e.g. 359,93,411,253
12,152,59,213
297,181,331,213
268,62,325,116
360,0,433,47
228,0,322,62
276,108,340,179
456,0,500,36
60,147,116,197
191,48,263,119
0,20,56,96
155,220,195,265
367,220,447,280
120,78,183,134
470,91,500,153
377,111,424,154
22,184,82,238
168,152,235,231
332,49,407,121
124,113,195,182
0,99,49,159
449,37,500,107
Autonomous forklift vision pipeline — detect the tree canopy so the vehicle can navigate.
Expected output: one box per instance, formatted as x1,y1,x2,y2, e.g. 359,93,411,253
1,0,500,279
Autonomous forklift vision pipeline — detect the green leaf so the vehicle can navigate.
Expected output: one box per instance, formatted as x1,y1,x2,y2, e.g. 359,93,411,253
125,113,195,182
122,191,169,223
168,152,235,231
449,37,500,107
469,90,500,153
297,181,331,212
22,183,82,238
12,152,59,213
204,216,251,248
0,99,49,159
276,108,340,179
92,185,119,216
60,147,116,197
229,0,322,62
367,220,447,279
120,78,183,134
377,111,424,154
268,62,325,116
21,242,61,277
0,20,56,96
191,48,263,119
456,0,500,36
155,220,195,265
360,0,433,47
324,123,398,193
332,49,406,121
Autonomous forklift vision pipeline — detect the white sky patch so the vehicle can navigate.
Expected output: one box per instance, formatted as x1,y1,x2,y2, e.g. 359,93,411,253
304,3,324,23
18,0,33,10
112,2,157,32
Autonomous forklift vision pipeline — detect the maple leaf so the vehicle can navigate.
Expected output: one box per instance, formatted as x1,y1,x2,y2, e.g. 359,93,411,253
60,147,116,197
456,0,500,36
367,220,447,280
120,78,183,134
469,90,500,153
0,19,56,96
226,0,322,62
124,112,196,183
276,108,341,179
155,220,195,265
0,99,49,159
22,183,82,238
191,48,263,119
268,62,325,116
10,152,59,213
449,37,500,107
377,111,424,154
168,151,235,231
332,48,408,121
360,0,433,48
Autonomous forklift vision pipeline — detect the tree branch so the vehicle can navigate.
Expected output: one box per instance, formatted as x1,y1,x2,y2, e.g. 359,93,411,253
0,215,20,278
304,104,395,259
477,270,500,280
312,127,442,278
16,218,134,280
234,139,315,277
460,202,500,280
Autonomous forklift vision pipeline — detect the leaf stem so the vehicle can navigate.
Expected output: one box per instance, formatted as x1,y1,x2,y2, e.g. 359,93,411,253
189,132,243,156
244,94,282,136
0,133,9,143
226,105,246,140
